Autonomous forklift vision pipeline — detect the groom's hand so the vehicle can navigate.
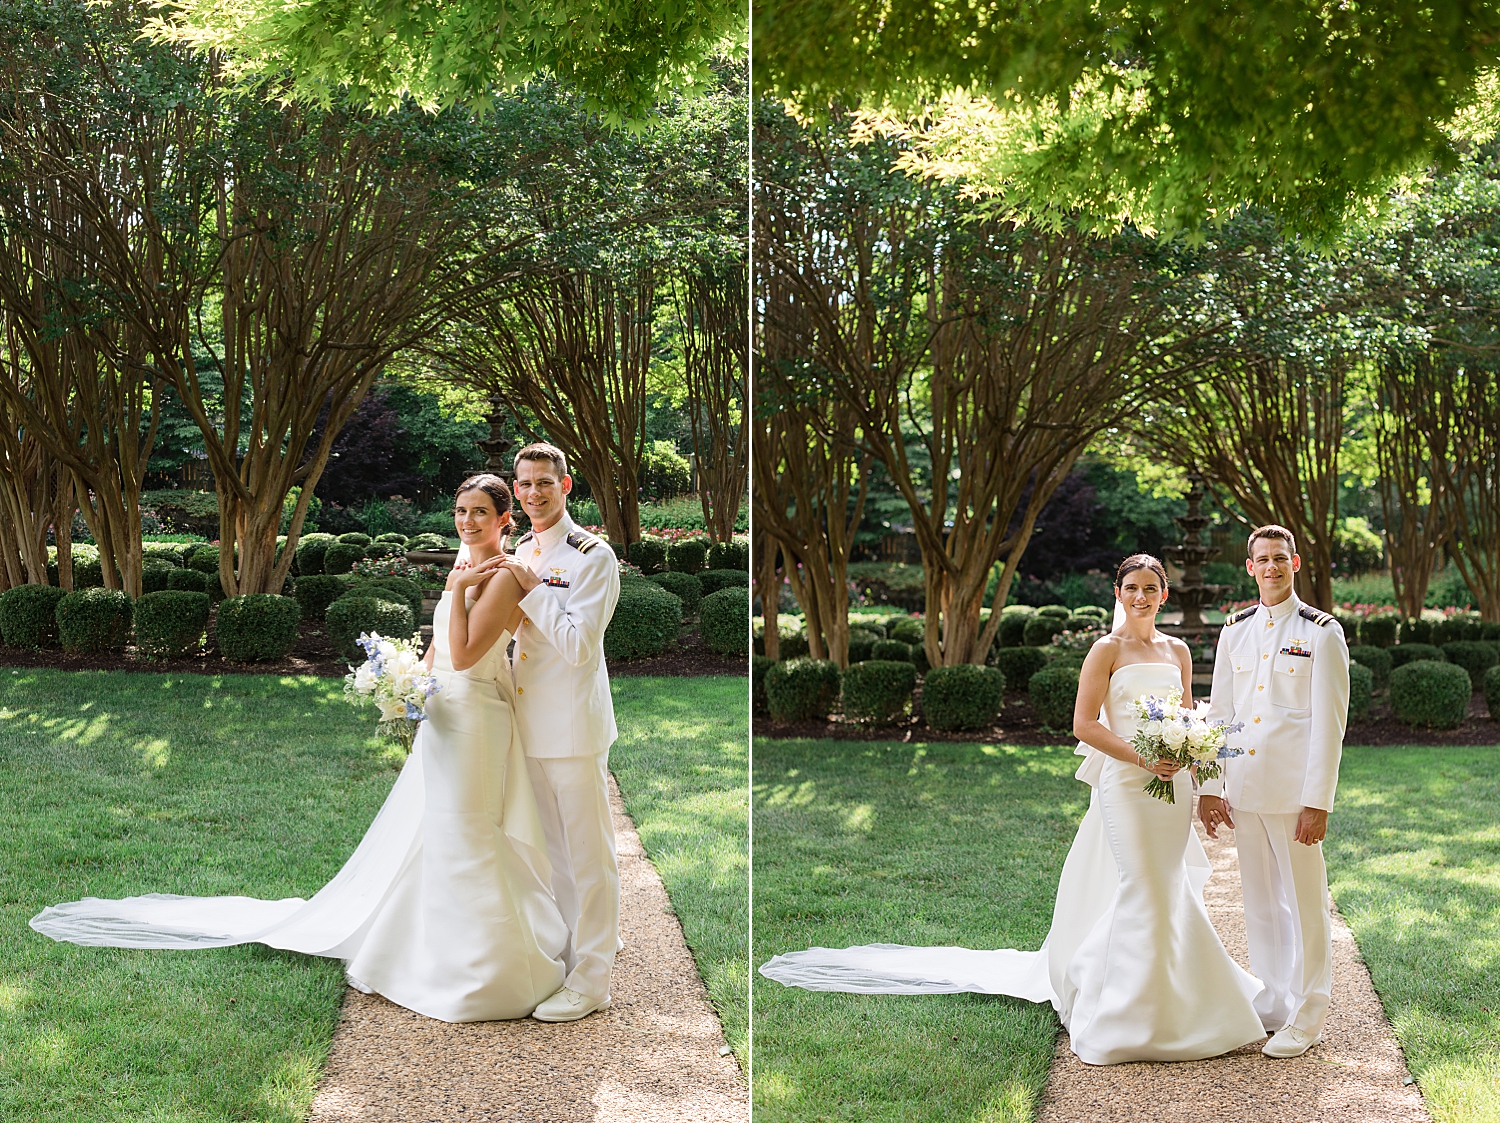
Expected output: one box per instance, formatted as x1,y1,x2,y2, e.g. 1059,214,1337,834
497,553,542,594
1199,795,1234,839
1294,807,1328,846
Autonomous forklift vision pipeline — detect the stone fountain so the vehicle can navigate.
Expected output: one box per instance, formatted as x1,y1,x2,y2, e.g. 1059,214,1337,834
1159,472,1232,686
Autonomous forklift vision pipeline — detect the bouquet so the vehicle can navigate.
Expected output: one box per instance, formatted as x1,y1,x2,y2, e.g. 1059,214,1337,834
1129,687,1244,804
344,632,440,753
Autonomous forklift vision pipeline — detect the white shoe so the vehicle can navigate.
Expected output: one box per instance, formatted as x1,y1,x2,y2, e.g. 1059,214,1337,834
1262,1026,1321,1058
531,986,610,1023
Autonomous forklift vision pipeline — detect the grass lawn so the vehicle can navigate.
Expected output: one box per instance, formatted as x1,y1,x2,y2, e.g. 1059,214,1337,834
753,738,1083,1123
1328,745,1500,1123
609,676,749,1068
0,668,746,1120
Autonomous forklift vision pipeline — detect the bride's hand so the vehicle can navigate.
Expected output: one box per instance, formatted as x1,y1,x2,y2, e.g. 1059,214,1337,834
450,554,504,591
1146,757,1181,779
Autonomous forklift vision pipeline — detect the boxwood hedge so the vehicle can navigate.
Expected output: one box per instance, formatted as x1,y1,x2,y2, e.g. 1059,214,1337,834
847,627,880,664
924,664,1005,731
649,572,703,614
707,540,748,571
323,542,366,575
841,659,917,723
326,596,416,662
57,588,133,652
1390,643,1447,669
1347,661,1374,723
752,653,774,711
603,582,681,660
293,532,337,576
1346,645,1393,691
0,584,67,648
167,567,213,595
665,538,708,575
998,611,1032,648
1399,617,1433,645
990,645,1049,690
698,568,750,597
1029,662,1080,729
1389,660,1471,729
337,533,372,546
215,594,301,662
872,638,912,663
1486,664,1500,721
888,618,924,646
1360,615,1399,648
626,537,668,575
133,590,211,659
765,658,840,722
291,574,348,622
699,586,748,656
1440,641,1499,684
1023,614,1068,647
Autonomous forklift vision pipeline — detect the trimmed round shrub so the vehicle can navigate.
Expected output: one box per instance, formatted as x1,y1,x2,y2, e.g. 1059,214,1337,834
167,567,212,595
0,584,67,648
1400,617,1433,645
140,557,176,594
998,612,1031,648
627,537,668,575
1023,614,1067,647
1064,613,1103,634
848,614,890,639
603,582,682,660
345,577,423,621
665,538,709,575
699,568,750,597
924,664,1005,731
1036,604,1071,620
215,594,301,662
765,657,841,722
1486,664,1500,720
291,574,348,622
990,645,1049,689
1347,661,1374,723
1389,660,1472,729
187,545,221,574
911,642,929,675
778,627,810,660
323,542,366,575
337,532,371,546
1029,662,1080,728
1360,615,1399,648
373,533,408,546
1390,643,1447,669
752,654,774,711
889,618,924,646
708,540,749,571
1347,645,1393,691
405,532,449,552
1483,621,1500,642
71,556,106,588
872,638,912,662
847,627,880,664
363,541,403,560
294,532,338,575
1442,641,1499,684
57,588,133,653
326,596,416,662
141,542,187,566
1072,605,1110,622
699,586,747,656
133,590,210,659
649,571,703,614
841,659,917,723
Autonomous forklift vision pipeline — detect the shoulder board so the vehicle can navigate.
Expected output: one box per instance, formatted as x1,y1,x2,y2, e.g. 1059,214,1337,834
1225,605,1259,626
514,531,534,546
1298,606,1337,628
565,531,603,555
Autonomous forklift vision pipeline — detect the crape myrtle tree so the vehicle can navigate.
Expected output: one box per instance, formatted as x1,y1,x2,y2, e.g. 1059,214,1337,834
757,105,1222,667
0,328,76,590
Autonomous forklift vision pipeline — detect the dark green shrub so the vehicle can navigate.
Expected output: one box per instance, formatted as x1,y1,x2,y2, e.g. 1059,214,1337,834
911,643,929,675
1036,604,1071,619
841,659,917,723
323,542,366,575
847,614,889,639
708,540,749,571
699,586,747,656
187,545,221,574
1347,645,1393,691
71,556,106,588
872,638,912,662
699,568,750,597
665,538,709,575
57,588,133,652
847,628,880,664
752,654,774,711
363,541,403,559
1441,641,1499,683
167,567,212,595
373,533,408,546
1389,660,1472,729
603,582,682,660
141,542,187,566
1064,614,1104,634
405,532,449,552
133,590,210,658
1072,605,1109,622
326,596,416,662
649,571,703,614
215,594,301,662
1390,643,1447,668
1347,661,1374,723
0,584,67,648
627,537,668,575
1400,617,1433,645
293,532,337,575
889,618,924,646
1023,614,1067,647
291,574,348,622
347,576,423,620
1029,662,1080,728
777,627,810,660
990,646,1049,689
765,658,841,721
1486,664,1500,720
998,612,1031,648
337,532,372,546
1483,622,1500,642
924,664,1005,731
140,557,176,594
1360,615,1399,648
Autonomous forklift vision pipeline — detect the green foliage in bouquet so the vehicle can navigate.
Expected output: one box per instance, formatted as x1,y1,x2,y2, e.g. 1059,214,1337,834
923,664,1005,731
1390,661,1472,730
604,583,682,660
841,659,917,723
326,597,416,663
215,594,301,662
0,584,66,648
1347,661,1374,723
1390,643,1447,669
699,587,748,656
57,588,132,652
133,591,211,659
650,571,703,614
291,575,348,622
698,568,750,597
1029,662,1080,729
1347,645,1393,691
765,658,841,722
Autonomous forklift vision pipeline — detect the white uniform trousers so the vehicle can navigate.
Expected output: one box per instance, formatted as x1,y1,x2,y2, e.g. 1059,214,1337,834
1236,810,1333,1036
526,754,620,1002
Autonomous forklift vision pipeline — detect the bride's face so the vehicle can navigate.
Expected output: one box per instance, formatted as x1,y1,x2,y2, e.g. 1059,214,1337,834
453,489,510,548
1115,568,1166,620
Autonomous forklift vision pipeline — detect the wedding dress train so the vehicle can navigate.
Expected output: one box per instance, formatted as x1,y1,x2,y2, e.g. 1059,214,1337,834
759,662,1267,1064
31,590,568,1023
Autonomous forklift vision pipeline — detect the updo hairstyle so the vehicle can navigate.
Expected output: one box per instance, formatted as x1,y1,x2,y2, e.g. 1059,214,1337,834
455,473,514,518
1115,553,1168,590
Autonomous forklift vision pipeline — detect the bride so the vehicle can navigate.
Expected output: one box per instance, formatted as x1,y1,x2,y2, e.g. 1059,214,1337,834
30,474,569,1023
759,554,1267,1064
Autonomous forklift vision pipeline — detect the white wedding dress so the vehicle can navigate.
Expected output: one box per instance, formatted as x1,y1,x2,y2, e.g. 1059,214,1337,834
31,590,569,1022
760,661,1267,1064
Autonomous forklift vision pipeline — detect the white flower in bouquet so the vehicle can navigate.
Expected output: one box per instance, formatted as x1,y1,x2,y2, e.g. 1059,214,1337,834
343,631,439,754
1128,689,1244,804
1161,719,1188,749
352,664,377,695
1141,719,1163,740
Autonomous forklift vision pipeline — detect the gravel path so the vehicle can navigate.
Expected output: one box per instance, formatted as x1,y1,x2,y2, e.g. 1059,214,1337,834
306,774,746,1123
1037,800,1430,1123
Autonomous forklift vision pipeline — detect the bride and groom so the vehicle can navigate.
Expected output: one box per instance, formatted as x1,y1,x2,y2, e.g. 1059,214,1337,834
761,525,1351,1065
32,443,624,1025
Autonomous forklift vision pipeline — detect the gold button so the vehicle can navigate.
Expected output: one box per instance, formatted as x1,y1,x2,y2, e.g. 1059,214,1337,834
1263,653,1269,660
1254,716,1261,724
1258,684,1264,691
1249,748,1256,755
523,617,530,626
520,653,527,660
517,687,524,695
1266,620,1273,628
533,548,541,556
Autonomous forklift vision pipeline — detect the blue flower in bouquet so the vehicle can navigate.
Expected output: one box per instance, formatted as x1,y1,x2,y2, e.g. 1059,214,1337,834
344,631,439,754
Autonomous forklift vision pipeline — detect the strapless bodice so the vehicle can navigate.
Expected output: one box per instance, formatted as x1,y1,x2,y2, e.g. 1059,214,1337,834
1100,662,1184,741
431,590,511,680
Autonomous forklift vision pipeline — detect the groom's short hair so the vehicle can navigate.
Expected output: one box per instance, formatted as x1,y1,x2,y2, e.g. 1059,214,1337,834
1248,524,1297,557
514,443,569,479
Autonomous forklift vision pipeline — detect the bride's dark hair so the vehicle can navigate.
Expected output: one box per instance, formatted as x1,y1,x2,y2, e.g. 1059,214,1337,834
455,473,513,517
1116,553,1168,589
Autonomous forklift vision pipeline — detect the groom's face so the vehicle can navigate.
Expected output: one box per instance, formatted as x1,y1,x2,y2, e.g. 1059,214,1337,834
513,457,572,532
1247,537,1300,604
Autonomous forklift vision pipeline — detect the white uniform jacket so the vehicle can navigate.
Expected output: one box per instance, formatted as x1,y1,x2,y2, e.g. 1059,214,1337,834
1201,593,1350,815
509,513,621,759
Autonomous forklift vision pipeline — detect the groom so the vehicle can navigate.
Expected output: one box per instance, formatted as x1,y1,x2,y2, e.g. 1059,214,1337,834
1198,524,1350,1059
500,443,622,1022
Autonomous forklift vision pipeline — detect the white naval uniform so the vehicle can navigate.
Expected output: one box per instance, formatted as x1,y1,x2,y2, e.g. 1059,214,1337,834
1202,592,1350,1037
510,512,622,1003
